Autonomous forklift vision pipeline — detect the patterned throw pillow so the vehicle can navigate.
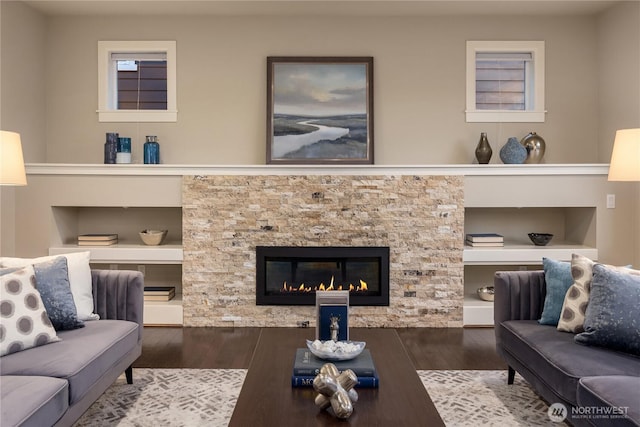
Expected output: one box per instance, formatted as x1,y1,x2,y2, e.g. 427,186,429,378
575,264,640,356
557,254,594,333
539,258,573,326
33,257,84,331
0,265,60,356
558,254,633,334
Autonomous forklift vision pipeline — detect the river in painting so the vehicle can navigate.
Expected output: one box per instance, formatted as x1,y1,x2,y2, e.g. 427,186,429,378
272,114,368,160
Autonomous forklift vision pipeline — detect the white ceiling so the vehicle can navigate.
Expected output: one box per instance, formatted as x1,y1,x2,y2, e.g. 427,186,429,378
22,0,621,17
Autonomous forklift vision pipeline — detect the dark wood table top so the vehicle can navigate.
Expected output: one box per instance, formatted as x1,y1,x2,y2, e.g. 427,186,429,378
229,328,444,427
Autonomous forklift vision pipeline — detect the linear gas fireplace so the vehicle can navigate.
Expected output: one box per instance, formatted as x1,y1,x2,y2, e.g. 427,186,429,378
256,246,390,306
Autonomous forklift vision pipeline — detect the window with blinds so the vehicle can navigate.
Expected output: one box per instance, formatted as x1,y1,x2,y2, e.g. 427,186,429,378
98,41,176,122
114,53,168,110
466,41,545,123
475,52,531,111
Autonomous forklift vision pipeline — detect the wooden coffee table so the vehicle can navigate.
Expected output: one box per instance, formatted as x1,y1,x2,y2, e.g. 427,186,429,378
229,328,444,426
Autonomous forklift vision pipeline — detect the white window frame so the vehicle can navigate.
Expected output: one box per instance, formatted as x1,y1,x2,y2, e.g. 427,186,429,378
466,40,545,123
98,41,177,122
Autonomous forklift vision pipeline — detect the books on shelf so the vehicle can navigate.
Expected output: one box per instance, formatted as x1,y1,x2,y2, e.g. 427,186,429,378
77,234,118,246
291,348,379,388
144,286,176,301
465,233,504,247
465,233,503,242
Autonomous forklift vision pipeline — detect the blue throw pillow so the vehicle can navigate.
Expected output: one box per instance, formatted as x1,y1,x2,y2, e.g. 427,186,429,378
33,257,84,331
575,264,640,356
539,257,573,326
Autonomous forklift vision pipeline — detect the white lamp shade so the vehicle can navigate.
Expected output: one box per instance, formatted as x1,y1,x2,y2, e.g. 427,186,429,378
608,128,640,181
0,131,27,186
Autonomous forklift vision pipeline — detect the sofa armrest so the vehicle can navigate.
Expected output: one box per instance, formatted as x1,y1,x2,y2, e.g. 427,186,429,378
494,270,546,325
91,269,144,340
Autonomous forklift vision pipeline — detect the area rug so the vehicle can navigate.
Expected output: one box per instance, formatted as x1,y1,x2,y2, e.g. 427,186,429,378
74,369,247,426
418,370,568,426
75,369,563,426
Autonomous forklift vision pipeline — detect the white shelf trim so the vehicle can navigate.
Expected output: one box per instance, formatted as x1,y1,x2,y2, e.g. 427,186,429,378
49,244,183,264
26,163,610,177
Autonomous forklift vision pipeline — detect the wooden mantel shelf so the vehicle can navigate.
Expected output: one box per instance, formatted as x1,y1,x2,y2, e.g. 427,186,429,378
26,163,609,177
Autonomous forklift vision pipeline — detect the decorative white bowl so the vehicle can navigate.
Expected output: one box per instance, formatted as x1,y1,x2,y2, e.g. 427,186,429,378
306,339,366,361
139,229,168,246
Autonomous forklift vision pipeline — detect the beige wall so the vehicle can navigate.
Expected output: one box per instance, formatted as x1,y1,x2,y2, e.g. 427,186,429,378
597,1,640,268
41,13,603,165
1,2,638,265
0,1,46,255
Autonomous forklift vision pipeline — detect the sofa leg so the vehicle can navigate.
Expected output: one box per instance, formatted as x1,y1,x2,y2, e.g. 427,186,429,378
125,365,133,384
507,366,515,385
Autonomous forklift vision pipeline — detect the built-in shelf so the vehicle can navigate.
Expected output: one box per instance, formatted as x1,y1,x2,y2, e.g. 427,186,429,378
49,244,183,264
463,242,598,265
143,294,183,325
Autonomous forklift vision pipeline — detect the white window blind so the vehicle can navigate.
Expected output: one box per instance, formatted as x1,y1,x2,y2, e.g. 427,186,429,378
475,52,532,111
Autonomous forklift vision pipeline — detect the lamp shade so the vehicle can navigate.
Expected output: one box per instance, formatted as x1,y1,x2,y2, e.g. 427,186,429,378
608,128,640,181
0,131,27,186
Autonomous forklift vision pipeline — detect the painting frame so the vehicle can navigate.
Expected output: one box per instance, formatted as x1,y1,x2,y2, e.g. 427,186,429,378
266,56,374,165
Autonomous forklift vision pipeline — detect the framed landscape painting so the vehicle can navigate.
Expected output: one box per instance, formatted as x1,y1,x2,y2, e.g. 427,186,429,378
267,57,374,164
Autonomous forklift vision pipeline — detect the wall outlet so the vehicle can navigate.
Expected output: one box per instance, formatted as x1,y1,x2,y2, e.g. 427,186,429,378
222,316,241,322
137,265,146,277
606,194,616,209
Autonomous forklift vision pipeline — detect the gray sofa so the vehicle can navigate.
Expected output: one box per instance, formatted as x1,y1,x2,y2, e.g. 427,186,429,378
494,270,640,427
0,269,144,427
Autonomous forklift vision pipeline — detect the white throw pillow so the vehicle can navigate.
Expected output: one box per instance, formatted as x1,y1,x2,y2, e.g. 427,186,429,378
0,252,99,321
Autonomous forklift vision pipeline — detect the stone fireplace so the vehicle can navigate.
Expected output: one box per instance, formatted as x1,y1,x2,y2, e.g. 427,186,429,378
255,246,390,306
182,174,464,327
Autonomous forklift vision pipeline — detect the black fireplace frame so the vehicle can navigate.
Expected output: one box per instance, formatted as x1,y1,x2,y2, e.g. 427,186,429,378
256,246,390,306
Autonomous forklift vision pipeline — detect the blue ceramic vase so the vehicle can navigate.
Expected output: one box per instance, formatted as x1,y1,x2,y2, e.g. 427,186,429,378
500,137,527,164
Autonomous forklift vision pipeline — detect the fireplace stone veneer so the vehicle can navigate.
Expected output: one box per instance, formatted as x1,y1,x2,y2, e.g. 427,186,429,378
182,175,464,327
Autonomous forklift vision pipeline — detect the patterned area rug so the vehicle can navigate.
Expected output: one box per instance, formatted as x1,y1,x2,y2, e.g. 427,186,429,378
74,369,247,426
418,370,568,426
75,369,562,426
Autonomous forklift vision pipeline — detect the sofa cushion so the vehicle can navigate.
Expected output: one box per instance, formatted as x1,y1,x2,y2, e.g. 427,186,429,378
0,320,138,405
498,320,640,405
0,375,68,427
577,376,640,426
1,252,99,321
575,264,640,356
540,258,573,326
32,256,84,331
0,266,60,356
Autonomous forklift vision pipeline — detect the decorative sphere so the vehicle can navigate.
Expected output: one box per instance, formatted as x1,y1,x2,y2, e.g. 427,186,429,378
520,132,546,164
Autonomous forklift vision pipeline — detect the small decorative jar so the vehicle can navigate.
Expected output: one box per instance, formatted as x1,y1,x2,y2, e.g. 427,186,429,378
104,133,118,164
499,137,527,164
475,132,492,164
143,136,160,164
520,132,546,164
116,137,132,164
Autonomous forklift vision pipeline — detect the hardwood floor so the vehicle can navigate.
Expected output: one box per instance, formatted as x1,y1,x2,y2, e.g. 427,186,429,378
133,326,507,371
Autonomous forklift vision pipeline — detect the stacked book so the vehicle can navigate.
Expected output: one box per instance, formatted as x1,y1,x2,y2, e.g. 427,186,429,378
144,286,176,302
291,348,379,388
465,233,504,247
77,234,118,246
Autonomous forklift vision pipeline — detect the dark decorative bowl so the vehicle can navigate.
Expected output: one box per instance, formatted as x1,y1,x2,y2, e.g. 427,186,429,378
528,233,553,246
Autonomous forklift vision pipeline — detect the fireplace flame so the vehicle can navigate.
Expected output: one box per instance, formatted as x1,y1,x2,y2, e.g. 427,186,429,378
280,277,370,294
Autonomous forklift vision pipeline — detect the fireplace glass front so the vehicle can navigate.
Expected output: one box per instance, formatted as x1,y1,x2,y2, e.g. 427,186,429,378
256,246,390,306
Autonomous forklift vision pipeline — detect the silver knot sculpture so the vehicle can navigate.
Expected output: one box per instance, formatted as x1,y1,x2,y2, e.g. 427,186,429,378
313,363,359,419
